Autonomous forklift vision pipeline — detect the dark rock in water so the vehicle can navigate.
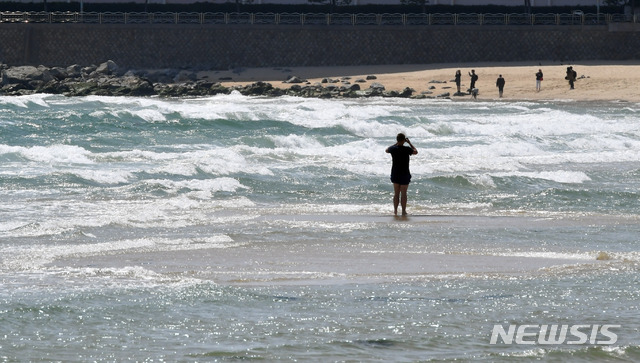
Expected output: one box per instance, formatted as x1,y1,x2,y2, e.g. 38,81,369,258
118,76,155,96
66,80,100,96
239,81,274,96
369,82,385,90
37,80,71,94
2,82,30,95
398,87,414,98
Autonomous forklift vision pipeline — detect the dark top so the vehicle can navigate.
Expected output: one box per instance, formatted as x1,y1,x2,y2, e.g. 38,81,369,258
496,77,505,88
387,144,414,177
536,71,543,80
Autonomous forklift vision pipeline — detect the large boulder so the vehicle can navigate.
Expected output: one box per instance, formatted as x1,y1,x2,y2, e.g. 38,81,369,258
2,66,54,86
49,67,69,80
116,76,155,96
66,64,83,78
96,60,119,76
369,82,385,91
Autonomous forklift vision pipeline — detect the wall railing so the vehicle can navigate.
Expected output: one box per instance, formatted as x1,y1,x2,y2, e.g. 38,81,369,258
0,11,635,25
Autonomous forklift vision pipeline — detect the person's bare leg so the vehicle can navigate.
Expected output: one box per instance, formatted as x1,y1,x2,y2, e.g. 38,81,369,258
400,184,409,215
393,183,401,216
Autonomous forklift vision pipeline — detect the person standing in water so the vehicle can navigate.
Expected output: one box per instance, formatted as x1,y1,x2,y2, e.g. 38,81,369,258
386,133,418,216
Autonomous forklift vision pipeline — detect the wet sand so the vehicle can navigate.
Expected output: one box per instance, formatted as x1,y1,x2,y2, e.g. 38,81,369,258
50,214,613,285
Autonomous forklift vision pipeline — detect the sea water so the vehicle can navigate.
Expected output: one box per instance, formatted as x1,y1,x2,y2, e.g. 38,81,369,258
1,93,639,361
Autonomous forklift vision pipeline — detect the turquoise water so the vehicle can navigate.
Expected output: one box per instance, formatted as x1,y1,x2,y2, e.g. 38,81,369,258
1,94,639,361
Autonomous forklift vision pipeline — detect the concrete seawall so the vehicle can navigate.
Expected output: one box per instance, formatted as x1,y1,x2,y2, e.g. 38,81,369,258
1,23,639,70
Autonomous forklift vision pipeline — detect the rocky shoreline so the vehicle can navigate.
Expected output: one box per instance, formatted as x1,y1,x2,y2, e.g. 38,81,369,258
0,60,463,99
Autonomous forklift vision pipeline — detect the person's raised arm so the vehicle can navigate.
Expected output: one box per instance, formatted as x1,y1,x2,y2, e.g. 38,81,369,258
406,139,418,155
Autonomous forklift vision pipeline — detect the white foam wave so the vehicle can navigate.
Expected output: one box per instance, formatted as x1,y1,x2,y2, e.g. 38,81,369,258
497,251,594,261
0,144,94,164
468,174,497,188
125,108,167,123
144,177,246,194
74,169,133,184
0,235,236,271
2,195,256,238
0,94,52,108
100,147,274,177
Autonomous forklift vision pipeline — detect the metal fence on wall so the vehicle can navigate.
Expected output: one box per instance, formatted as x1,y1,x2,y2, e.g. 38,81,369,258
0,11,635,25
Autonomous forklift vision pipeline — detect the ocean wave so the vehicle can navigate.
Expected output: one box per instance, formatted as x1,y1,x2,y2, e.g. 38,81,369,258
427,174,497,189
0,144,94,164
0,235,236,271
72,169,133,184
0,93,52,108
497,170,592,184
142,177,247,194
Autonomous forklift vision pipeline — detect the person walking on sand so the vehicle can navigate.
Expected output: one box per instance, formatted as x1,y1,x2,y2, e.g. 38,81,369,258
496,74,505,98
536,69,543,91
386,133,418,216
566,66,577,89
468,70,478,93
455,70,462,94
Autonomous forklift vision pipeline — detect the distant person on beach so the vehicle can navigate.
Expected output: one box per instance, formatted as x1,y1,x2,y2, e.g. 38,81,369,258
455,70,462,94
536,69,543,91
386,133,418,216
468,70,478,93
496,75,505,98
565,66,577,89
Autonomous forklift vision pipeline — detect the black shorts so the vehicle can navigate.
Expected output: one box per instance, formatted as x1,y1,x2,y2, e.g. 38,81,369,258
391,174,411,185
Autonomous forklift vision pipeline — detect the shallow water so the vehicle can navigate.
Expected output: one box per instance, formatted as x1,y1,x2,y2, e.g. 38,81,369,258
1,94,639,361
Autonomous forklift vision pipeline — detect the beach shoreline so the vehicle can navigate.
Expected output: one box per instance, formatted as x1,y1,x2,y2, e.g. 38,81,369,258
205,60,640,103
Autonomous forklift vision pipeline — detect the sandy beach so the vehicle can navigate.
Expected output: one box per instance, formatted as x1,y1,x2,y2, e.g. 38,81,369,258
203,60,640,102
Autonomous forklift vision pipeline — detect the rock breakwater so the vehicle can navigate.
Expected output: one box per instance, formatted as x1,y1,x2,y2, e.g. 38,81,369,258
0,61,454,99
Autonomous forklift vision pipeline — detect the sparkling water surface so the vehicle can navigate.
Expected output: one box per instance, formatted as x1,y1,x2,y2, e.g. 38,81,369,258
1,93,639,361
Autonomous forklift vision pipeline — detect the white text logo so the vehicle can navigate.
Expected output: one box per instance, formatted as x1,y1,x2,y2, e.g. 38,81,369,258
490,324,620,345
